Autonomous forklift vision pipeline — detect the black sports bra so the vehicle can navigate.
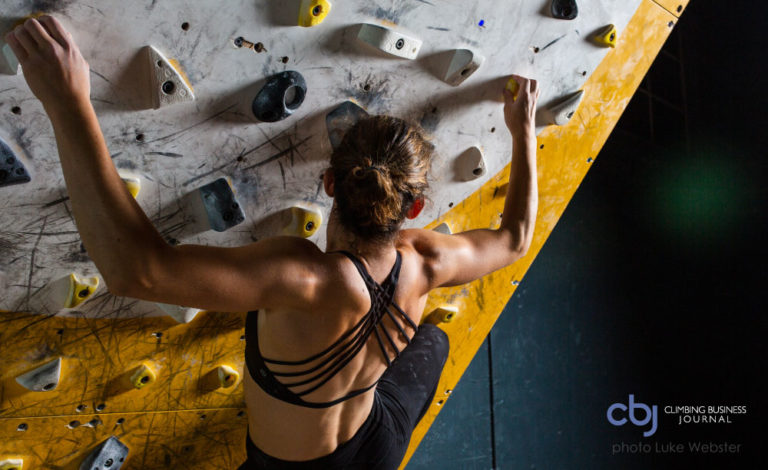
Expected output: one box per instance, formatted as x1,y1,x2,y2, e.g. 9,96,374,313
244,250,419,408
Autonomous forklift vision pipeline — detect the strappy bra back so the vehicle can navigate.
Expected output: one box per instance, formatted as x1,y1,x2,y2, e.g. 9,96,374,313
244,250,418,408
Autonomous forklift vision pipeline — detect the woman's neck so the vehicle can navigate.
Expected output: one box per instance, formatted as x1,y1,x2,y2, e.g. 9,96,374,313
325,211,396,262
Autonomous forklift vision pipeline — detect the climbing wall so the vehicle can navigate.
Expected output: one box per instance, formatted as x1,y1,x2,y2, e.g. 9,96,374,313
0,0,686,468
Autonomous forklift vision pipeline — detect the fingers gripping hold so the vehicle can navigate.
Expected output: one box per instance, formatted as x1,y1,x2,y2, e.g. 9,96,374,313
24,18,55,48
39,16,71,49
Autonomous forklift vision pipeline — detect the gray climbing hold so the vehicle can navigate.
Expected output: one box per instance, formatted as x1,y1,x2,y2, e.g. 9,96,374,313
0,137,31,188
252,71,307,122
325,100,369,150
197,178,246,232
15,357,62,392
79,436,129,470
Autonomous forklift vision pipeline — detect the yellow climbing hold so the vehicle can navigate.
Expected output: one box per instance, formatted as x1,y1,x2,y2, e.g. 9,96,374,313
217,365,240,388
120,174,141,198
130,363,157,389
424,305,459,325
284,206,323,238
594,24,618,48
298,0,331,27
65,273,99,308
0,458,23,470
505,77,520,101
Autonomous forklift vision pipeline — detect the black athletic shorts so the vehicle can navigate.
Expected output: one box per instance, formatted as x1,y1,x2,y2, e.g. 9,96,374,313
238,323,450,469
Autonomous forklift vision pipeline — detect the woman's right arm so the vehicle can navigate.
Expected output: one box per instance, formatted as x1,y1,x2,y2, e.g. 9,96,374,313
407,75,540,289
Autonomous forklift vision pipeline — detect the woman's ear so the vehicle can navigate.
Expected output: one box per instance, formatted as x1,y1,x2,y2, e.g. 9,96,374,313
323,169,335,197
406,196,425,219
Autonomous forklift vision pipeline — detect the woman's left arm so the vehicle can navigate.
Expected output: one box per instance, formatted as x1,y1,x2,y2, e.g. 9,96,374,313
4,17,328,313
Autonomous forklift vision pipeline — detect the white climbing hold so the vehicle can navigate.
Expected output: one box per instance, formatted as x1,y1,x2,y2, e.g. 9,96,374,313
145,45,195,109
356,24,422,60
442,49,485,86
156,303,201,323
15,357,62,392
547,90,585,126
456,146,487,181
0,43,20,75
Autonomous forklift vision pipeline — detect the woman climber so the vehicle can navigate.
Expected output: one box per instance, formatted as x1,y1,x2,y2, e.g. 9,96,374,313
5,15,539,469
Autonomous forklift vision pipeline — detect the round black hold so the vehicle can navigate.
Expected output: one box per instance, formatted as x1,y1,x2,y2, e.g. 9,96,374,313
551,0,578,20
252,71,307,122
395,38,405,49
162,80,176,95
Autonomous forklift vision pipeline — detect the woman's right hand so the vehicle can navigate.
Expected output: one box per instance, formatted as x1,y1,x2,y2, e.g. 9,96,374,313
503,75,540,139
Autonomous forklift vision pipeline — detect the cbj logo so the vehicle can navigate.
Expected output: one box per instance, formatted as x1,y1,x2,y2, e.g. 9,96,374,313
607,394,658,437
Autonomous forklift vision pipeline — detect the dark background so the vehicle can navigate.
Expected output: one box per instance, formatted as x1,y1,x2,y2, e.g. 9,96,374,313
410,1,766,468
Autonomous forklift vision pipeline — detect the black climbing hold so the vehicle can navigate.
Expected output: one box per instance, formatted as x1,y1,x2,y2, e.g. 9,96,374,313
78,436,129,470
252,71,307,123
198,178,246,232
551,0,578,20
325,100,369,150
0,137,31,188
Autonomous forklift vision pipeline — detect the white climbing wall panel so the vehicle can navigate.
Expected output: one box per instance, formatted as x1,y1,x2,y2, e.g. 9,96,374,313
0,0,640,316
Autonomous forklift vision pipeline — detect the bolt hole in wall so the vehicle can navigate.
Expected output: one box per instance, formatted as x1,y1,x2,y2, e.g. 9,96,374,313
162,80,176,95
116,418,125,425
135,133,145,142
96,403,106,411
181,21,190,31
11,106,21,114
17,423,27,431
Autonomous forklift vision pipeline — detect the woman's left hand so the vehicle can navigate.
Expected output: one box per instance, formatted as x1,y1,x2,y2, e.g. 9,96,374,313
4,16,91,112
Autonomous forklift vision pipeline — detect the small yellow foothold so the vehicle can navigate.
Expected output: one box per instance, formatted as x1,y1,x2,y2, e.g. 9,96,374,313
0,458,23,470
298,0,331,27
424,305,459,325
217,365,240,388
284,206,323,238
65,274,99,308
594,24,617,48
505,77,520,101
130,363,157,389
120,175,141,198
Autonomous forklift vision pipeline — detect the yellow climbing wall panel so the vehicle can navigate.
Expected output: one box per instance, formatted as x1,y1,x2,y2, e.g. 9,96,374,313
652,0,690,17
401,0,686,466
0,0,687,467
